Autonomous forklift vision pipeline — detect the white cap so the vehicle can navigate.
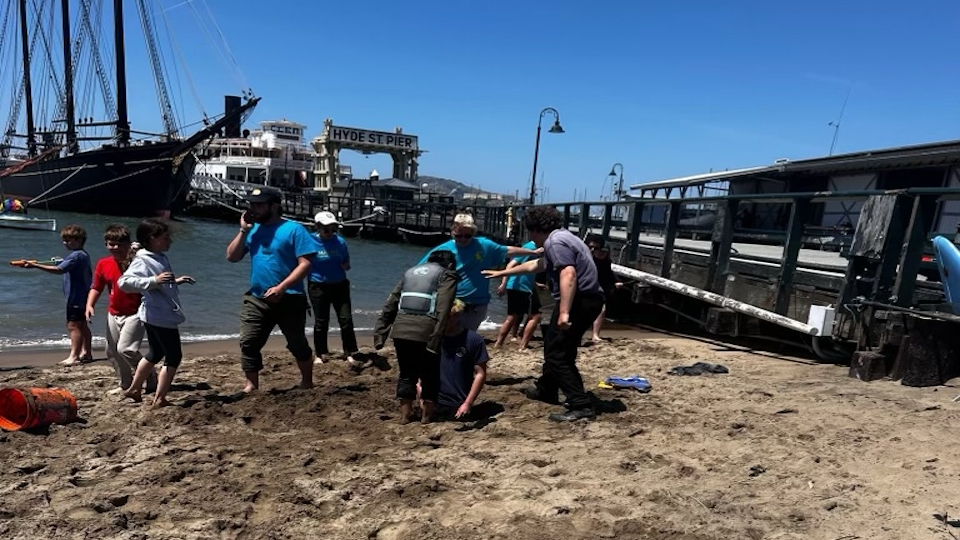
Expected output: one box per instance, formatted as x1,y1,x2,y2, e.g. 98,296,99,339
314,211,339,226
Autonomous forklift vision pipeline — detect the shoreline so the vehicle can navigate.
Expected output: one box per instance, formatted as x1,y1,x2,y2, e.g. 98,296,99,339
0,323,661,370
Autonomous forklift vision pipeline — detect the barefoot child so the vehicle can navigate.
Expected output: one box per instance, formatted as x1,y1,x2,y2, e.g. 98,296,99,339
118,220,195,407
494,239,542,350
19,225,93,365
86,224,152,393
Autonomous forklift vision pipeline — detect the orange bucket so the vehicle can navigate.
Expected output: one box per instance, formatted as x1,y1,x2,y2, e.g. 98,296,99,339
0,387,78,431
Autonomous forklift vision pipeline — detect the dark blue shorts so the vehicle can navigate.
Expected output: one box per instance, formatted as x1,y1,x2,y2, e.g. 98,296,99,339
66,304,85,322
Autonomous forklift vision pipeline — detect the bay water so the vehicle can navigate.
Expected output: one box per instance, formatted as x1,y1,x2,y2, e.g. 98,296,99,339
0,210,505,351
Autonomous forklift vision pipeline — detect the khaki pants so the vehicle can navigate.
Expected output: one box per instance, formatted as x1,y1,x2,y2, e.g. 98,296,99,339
106,313,151,391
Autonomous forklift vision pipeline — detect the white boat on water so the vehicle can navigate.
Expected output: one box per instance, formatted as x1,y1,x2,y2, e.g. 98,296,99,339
0,213,57,231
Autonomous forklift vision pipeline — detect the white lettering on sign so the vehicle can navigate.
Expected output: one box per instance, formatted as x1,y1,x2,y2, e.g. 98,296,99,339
327,126,418,151
268,126,301,135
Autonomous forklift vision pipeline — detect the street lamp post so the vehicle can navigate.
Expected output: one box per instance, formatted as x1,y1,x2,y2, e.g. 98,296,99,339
608,162,624,201
608,162,624,220
529,107,564,204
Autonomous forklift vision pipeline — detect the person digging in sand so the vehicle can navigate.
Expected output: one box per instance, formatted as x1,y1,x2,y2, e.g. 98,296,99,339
118,220,195,407
374,250,458,424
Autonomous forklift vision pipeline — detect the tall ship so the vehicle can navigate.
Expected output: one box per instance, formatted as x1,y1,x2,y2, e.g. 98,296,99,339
0,0,258,217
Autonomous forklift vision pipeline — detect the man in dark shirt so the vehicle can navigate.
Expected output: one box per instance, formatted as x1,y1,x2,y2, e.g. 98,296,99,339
585,234,624,342
437,299,489,420
483,206,605,422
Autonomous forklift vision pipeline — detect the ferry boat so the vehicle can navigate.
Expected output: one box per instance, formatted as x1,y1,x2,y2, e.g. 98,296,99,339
193,120,317,190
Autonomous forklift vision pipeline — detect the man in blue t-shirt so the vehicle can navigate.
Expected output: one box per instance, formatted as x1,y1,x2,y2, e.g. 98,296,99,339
494,240,543,349
308,211,358,364
226,187,317,393
420,213,539,331
436,299,489,420
482,206,604,423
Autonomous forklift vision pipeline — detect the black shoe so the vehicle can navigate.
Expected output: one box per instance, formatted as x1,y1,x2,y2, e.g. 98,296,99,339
548,408,596,422
521,385,560,405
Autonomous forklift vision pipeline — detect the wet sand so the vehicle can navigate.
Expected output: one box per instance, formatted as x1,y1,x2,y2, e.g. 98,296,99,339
2,328,960,540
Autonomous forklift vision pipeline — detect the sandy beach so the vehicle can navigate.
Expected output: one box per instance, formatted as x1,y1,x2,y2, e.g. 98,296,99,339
2,327,960,540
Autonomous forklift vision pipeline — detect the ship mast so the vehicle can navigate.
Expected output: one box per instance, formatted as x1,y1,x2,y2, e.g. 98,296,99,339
18,0,36,156
60,0,76,152
113,0,129,144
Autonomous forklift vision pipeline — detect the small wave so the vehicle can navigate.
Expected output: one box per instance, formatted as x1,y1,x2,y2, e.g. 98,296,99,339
477,318,502,332
0,327,375,351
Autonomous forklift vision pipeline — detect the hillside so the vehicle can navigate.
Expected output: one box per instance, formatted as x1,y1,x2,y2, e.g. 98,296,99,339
418,175,520,203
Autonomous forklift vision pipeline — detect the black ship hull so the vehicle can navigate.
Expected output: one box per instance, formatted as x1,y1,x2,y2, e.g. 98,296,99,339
0,140,195,218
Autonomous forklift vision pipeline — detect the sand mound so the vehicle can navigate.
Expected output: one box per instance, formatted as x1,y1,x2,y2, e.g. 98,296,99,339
2,336,960,540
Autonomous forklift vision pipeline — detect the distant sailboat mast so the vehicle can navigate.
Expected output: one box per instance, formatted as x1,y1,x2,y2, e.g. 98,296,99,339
114,0,130,144
828,86,852,157
59,0,77,152
17,0,36,156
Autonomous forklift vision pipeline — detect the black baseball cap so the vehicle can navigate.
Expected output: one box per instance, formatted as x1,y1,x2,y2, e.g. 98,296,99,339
244,186,282,204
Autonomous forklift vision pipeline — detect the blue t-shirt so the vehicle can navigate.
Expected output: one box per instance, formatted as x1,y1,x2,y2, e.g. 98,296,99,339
505,240,538,293
438,329,489,408
57,249,92,306
309,233,349,284
420,237,508,304
245,220,317,297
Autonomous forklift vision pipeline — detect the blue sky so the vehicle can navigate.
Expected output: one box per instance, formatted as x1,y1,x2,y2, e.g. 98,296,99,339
117,0,960,200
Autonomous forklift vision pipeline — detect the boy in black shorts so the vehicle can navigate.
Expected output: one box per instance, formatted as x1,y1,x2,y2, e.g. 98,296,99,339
494,240,542,349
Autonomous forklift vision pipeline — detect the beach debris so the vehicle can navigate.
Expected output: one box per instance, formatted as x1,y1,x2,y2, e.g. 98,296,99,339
668,362,729,376
599,376,652,393
748,465,766,477
0,387,78,431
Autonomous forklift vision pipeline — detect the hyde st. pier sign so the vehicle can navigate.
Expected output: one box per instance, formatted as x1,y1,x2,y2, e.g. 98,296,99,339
321,125,419,152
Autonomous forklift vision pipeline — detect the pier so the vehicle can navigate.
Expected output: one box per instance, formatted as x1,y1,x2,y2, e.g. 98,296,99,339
183,179,515,244
184,137,960,388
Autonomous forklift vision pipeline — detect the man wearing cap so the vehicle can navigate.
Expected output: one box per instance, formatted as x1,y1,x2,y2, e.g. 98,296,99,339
419,213,540,332
226,187,317,393
308,211,358,364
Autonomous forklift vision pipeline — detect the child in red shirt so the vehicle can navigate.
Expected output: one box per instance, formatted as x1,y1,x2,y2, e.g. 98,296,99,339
85,224,153,392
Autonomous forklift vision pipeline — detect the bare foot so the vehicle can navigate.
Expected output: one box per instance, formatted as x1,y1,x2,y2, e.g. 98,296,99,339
151,398,172,409
242,383,258,394
509,336,519,343
79,353,94,363
59,357,81,366
591,336,602,343
121,389,142,403
313,356,325,365
299,380,314,390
